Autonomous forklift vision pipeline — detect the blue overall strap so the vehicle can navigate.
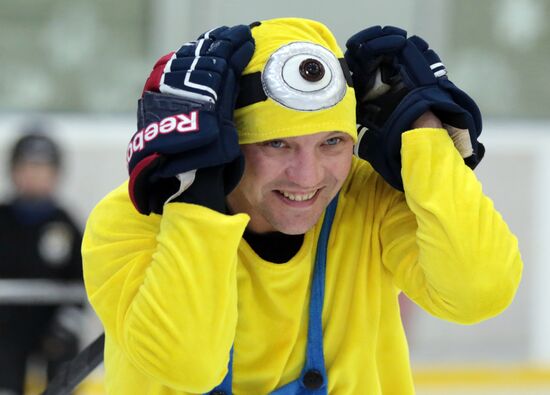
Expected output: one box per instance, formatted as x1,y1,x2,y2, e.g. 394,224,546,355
207,347,233,395
207,195,339,395
271,194,339,395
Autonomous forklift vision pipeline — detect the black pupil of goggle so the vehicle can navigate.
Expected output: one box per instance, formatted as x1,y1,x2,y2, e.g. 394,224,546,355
299,58,325,82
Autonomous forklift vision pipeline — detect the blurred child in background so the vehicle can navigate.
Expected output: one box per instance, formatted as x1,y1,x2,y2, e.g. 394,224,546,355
0,128,83,395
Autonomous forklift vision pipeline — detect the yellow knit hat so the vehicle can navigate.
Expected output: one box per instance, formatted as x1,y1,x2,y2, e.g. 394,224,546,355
234,18,357,144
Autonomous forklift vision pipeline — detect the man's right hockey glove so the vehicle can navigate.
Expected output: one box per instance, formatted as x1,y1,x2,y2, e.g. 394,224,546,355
127,25,254,214
345,26,485,191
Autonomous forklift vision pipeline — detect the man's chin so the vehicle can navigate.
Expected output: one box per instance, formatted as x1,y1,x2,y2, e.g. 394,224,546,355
271,215,322,235
278,227,310,236
262,194,331,234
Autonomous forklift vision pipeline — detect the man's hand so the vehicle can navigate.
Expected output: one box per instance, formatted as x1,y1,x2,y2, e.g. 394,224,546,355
412,111,443,129
345,26,484,191
127,25,254,214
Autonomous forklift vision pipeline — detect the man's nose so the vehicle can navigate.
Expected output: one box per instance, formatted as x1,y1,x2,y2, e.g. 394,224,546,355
285,149,324,188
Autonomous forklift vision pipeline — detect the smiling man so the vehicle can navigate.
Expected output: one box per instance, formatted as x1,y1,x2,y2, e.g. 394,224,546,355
228,131,354,235
82,18,522,395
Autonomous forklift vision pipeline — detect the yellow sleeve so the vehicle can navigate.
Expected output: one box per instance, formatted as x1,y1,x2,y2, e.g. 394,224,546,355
380,128,523,324
82,182,249,392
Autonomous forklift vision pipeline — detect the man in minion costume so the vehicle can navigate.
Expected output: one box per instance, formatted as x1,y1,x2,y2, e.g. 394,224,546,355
82,18,522,394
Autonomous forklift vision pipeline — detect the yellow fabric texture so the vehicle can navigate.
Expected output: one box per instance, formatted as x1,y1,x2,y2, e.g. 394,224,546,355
82,129,522,394
234,18,357,144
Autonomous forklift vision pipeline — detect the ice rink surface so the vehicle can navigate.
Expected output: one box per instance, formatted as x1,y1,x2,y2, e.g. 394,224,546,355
419,389,550,395
24,368,550,395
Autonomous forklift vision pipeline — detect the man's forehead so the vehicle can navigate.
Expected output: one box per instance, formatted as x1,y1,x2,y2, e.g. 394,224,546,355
254,130,351,144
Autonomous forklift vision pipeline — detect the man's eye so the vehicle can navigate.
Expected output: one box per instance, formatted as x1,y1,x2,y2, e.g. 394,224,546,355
265,140,286,148
325,137,342,146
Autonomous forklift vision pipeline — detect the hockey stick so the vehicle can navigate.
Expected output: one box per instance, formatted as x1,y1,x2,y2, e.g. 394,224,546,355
40,333,105,395
0,280,86,304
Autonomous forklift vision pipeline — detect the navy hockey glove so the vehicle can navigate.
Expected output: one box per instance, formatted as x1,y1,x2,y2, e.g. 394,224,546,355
127,25,254,214
345,26,484,191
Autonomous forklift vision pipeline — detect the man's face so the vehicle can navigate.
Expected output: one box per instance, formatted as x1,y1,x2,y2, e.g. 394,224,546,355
227,131,354,235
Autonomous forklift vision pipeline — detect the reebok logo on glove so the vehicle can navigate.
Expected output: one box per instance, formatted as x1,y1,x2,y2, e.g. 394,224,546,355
127,24,254,215
126,111,199,163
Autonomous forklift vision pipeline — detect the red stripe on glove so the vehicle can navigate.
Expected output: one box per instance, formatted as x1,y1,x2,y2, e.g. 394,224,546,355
142,52,175,94
128,152,161,213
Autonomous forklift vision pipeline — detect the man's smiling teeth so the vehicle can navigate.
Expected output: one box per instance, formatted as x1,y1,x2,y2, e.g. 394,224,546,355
280,190,317,201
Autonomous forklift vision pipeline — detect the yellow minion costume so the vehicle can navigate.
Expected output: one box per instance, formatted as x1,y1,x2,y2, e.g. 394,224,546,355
234,18,357,144
82,18,522,394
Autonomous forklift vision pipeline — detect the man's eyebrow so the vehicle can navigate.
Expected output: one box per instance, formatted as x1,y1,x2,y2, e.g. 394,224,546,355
327,131,350,138
261,137,286,143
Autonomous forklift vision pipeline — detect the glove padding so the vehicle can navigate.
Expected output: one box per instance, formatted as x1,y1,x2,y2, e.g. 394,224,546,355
127,25,255,214
345,26,484,191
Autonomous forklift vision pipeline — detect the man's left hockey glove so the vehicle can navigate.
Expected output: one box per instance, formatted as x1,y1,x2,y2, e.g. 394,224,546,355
345,26,485,191
127,25,254,214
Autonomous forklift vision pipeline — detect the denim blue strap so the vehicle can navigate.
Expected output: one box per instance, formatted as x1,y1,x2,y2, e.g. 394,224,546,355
207,195,339,395
207,347,233,394
300,194,337,392
274,194,338,394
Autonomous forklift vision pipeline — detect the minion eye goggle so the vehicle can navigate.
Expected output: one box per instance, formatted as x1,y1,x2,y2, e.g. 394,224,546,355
236,42,353,111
